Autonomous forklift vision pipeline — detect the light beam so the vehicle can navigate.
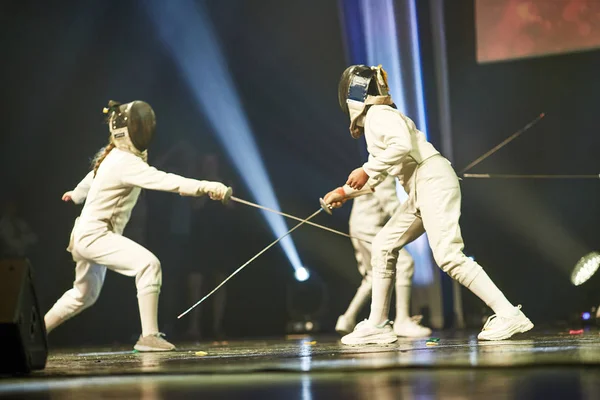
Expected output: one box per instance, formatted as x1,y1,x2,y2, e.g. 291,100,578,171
146,0,304,275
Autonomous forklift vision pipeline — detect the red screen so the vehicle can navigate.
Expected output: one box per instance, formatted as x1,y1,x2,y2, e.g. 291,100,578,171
476,0,600,63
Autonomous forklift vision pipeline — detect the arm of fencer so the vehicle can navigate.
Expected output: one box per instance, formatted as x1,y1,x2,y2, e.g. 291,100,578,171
70,171,95,204
362,109,412,182
120,155,217,196
320,184,374,214
340,183,375,200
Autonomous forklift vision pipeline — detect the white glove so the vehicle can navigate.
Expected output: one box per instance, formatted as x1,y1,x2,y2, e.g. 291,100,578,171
201,181,229,200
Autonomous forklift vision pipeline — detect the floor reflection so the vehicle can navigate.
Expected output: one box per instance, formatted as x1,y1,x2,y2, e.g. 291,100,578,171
2,368,599,399
1,330,598,399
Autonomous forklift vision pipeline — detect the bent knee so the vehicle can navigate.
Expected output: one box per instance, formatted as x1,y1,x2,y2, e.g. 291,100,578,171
435,252,481,285
135,255,162,294
68,287,101,309
147,255,161,271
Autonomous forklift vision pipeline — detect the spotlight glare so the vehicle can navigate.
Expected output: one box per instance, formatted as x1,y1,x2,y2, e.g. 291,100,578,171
295,267,310,282
571,252,600,286
147,0,304,273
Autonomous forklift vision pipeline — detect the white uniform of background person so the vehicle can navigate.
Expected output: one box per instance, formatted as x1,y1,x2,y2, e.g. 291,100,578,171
325,66,534,345
336,174,431,337
44,101,230,352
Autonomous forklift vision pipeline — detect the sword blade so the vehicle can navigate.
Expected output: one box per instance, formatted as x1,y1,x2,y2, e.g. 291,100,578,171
177,208,324,319
230,195,369,243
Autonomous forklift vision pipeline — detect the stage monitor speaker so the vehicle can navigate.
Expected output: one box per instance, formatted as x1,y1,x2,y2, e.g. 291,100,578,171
0,258,48,374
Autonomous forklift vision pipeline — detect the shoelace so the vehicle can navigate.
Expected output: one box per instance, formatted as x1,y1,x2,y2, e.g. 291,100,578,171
482,305,523,330
354,319,391,331
147,332,167,339
482,314,499,330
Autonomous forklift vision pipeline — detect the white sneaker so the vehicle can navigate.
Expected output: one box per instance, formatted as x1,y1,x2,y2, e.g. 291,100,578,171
394,316,432,338
341,320,398,345
335,315,356,336
478,305,534,341
134,333,176,352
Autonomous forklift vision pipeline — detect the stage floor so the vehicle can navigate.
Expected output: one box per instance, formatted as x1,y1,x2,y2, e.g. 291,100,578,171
1,328,599,399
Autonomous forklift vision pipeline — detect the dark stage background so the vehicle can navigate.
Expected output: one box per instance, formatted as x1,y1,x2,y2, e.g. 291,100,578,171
0,0,598,346
440,0,600,325
0,0,361,346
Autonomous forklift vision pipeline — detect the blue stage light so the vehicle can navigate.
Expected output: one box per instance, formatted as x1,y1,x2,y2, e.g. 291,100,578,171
582,312,591,321
147,0,304,274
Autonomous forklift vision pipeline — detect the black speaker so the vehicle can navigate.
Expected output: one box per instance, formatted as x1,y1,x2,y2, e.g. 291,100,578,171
0,258,48,374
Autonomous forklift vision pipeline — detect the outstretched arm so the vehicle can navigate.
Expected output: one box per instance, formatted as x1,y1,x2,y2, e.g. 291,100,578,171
121,154,229,200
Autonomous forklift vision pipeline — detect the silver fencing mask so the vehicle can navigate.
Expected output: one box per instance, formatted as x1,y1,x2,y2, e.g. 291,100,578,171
337,65,393,138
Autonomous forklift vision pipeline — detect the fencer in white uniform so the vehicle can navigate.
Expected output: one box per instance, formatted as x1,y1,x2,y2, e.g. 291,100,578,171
44,100,230,352
324,65,533,345
335,174,431,338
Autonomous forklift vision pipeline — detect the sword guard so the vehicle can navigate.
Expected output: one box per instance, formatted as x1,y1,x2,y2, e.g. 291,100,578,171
319,197,333,215
222,187,233,205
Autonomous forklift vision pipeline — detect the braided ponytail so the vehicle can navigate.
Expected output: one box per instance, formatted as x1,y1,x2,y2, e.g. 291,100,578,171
92,143,116,177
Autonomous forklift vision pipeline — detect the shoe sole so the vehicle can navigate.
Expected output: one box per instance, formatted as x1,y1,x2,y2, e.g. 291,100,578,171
478,318,534,341
133,344,176,352
341,333,398,346
394,330,433,338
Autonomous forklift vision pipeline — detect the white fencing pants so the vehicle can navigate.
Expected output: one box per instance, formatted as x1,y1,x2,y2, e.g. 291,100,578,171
343,233,415,322
369,156,483,324
45,230,162,333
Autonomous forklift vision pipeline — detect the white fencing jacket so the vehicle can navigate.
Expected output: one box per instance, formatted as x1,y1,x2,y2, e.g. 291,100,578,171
362,105,439,193
70,148,215,243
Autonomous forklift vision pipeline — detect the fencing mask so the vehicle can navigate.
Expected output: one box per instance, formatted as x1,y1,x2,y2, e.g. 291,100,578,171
338,65,393,138
104,100,156,157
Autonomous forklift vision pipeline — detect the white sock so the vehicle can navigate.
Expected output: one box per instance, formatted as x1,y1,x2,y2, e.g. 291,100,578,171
44,309,63,334
394,283,411,323
343,279,372,322
138,292,160,336
368,275,394,325
466,270,517,317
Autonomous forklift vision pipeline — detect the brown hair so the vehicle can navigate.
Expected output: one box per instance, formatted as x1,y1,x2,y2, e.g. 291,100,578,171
92,143,116,177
